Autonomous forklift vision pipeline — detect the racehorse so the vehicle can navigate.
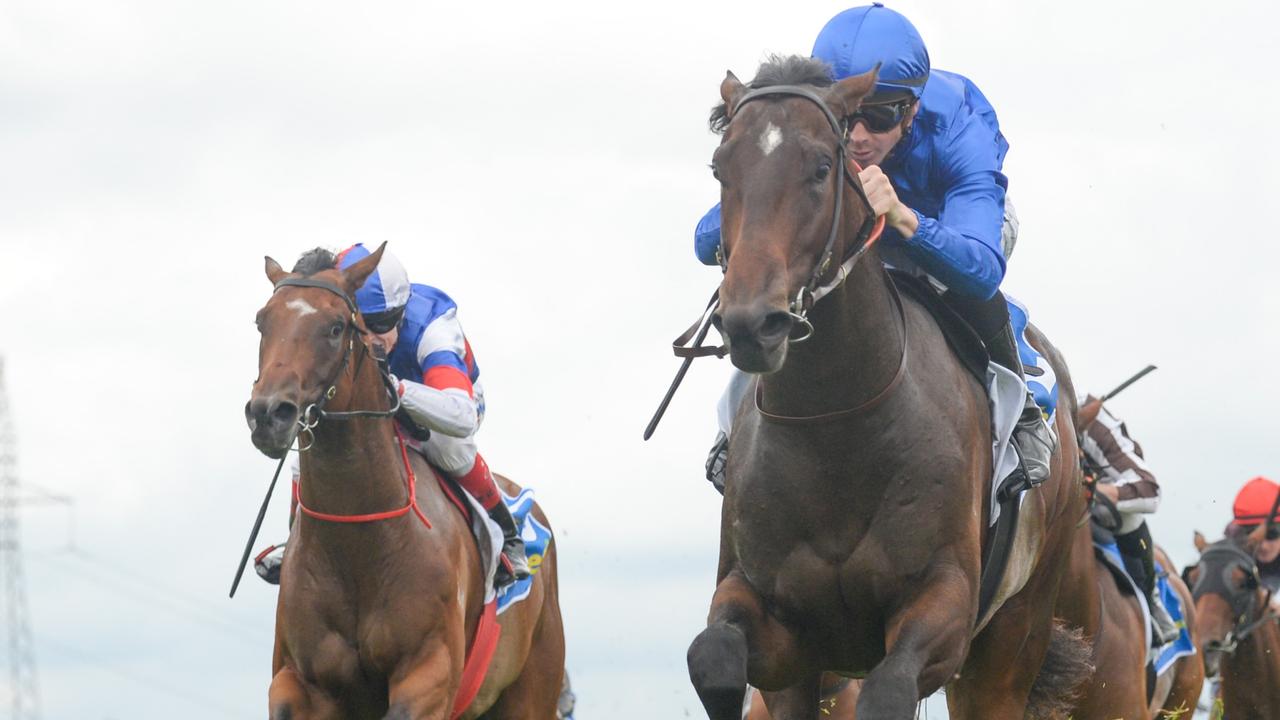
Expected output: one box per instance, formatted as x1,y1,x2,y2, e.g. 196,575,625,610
246,246,565,720
1058,524,1203,718
1187,529,1280,718
686,56,1091,720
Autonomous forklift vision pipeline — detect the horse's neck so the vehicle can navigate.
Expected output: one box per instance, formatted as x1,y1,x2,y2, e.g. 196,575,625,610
297,358,407,517
758,249,904,418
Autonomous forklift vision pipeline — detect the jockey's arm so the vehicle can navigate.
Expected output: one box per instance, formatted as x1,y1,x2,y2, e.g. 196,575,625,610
398,379,477,438
397,307,480,439
1082,405,1162,516
892,119,1009,300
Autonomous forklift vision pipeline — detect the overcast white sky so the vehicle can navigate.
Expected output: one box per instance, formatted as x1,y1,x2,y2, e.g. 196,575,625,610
1,1,1276,718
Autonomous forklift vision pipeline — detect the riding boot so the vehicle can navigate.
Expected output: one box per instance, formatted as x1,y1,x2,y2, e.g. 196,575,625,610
1117,522,1180,645
705,431,728,495
490,500,531,588
987,321,1055,487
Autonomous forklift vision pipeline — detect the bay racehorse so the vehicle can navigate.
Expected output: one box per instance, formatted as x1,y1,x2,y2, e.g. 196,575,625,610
686,56,1090,720
1058,523,1203,718
246,245,565,719
1187,529,1280,718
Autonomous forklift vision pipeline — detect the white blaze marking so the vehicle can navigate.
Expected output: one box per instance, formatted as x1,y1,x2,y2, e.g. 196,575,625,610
286,299,318,317
758,123,783,155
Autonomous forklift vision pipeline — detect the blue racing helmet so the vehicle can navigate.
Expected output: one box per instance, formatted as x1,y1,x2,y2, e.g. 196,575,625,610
812,3,930,100
336,243,411,324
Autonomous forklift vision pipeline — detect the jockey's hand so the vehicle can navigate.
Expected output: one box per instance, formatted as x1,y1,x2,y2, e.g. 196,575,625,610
858,165,919,238
1095,483,1121,504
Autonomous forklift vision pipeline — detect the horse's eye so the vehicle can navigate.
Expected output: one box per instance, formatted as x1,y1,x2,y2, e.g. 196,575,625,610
814,161,832,182
329,322,345,338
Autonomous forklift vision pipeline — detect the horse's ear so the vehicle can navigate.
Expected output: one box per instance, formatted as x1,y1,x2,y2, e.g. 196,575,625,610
721,71,746,112
340,241,386,295
824,64,881,119
265,256,287,285
1193,530,1207,553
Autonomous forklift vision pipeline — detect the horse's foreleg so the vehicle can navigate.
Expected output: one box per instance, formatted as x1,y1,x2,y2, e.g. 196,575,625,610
855,583,972,720
688,571,804,720
385,641,459,720
758,672,820,720
269,666,345,720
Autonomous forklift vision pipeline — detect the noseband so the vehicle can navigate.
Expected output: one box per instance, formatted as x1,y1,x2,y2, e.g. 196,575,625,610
1195,541,1278,655
721,84,887,339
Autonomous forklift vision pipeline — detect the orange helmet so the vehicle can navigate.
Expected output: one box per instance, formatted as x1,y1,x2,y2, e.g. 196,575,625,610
1233,476,1280,526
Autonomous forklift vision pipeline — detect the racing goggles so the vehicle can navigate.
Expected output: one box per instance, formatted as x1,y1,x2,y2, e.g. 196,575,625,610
362,306,405,335
847,99,914,133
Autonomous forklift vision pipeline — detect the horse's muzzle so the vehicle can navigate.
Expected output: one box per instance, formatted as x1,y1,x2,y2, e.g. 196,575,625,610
713,302,792,374
245,395,300,459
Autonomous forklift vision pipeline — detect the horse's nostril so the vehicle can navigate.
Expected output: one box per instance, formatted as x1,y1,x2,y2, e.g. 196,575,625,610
271,401,299,426
759,311,793,341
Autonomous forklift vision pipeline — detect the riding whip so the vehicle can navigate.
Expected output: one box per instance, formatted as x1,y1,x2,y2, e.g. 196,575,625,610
229,433,295,598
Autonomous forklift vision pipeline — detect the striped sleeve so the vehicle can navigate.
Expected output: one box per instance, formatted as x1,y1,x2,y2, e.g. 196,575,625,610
416,307,474,398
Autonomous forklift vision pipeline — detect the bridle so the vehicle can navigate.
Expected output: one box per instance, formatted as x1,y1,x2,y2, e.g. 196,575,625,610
644,84,892,439
717,84,888,341
271,276,403,449
1194,540,1279,656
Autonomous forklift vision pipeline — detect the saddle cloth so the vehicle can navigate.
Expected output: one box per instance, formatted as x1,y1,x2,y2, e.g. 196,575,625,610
1094,540,1197,675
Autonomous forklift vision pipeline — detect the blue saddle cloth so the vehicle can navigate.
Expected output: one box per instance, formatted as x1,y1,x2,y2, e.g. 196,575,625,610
496,488,553,614
1007,296,1058,421
1095,541,1196,676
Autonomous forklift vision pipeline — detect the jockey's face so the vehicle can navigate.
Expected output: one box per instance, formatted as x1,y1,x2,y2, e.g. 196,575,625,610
369,326,399,357
846,97,918,168
1256,534,1280,564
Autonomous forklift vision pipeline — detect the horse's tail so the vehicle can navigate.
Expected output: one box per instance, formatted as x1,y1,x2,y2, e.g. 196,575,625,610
1026,619,1094,720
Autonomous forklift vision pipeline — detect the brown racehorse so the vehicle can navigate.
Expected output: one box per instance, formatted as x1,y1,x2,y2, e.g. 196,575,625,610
1058,524,1203,718
246,246,565,720
1187,529,1280,718
686,56,1090,720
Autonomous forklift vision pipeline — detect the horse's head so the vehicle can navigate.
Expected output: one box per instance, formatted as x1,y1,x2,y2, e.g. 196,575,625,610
245,244,384,458
1188,529,1270,676
708,56,878,373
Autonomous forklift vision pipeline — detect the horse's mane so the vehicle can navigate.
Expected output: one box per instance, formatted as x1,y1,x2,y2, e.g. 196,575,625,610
292,247,337,276
709,55,835,134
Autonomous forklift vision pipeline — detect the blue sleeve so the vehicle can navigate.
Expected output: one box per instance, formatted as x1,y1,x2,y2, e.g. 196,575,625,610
694,203,722,266
899,118,1008,300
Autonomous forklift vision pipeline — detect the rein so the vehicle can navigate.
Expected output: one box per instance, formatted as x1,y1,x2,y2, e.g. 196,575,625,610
643,85,888,438
229,276,428,597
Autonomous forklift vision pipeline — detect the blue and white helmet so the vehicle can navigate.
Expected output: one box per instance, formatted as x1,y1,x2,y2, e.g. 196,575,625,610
336,243,411,317
812,3,930,100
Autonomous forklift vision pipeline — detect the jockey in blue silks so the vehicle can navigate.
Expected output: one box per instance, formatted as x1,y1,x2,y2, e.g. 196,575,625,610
700,3,1057,494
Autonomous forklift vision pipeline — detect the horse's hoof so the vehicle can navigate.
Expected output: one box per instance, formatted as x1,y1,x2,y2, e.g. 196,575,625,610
688,623,748,720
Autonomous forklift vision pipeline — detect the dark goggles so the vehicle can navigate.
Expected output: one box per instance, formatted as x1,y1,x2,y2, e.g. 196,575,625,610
362,306,405,335
847,99,914,133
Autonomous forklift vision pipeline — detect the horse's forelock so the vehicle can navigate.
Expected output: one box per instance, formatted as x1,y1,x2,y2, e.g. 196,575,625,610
709,55,836,134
